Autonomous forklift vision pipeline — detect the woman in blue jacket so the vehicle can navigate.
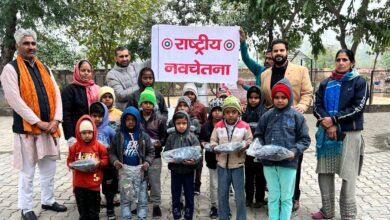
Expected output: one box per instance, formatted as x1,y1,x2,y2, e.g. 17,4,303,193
312,49,369,220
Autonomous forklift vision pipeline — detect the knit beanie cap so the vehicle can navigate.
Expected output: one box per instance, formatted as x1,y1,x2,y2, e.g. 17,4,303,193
79,120,93,132
177,96,192,108
222,95,241,113
208,98,223,113
139,87,157,107
182,83,198,98
98,86,115,101
271,84,291,101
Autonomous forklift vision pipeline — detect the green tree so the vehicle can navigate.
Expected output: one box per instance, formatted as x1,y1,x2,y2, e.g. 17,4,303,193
0,0,76,72
307,0,389,55
68,0,159,72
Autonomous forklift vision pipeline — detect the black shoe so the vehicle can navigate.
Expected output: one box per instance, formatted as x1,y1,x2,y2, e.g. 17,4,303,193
152,205,162,218
21,211,37,220
107,209,116,220
209,206,218,219
41,202,67,212
246,200,252,207
131,209,137,215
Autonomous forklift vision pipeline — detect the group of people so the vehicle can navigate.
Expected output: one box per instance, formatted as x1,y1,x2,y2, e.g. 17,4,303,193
0,27,369,220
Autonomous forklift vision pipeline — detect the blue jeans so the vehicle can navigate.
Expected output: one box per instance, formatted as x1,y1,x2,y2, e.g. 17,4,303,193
218,166,246,220
263,166,297,220
171,171,195,220
120,180,148,220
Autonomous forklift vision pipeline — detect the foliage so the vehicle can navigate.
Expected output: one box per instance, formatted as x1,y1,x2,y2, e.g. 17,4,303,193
68,0,159,71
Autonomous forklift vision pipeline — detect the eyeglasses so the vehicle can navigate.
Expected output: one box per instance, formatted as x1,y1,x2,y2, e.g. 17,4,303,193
336,58,349,62
22,41,37,46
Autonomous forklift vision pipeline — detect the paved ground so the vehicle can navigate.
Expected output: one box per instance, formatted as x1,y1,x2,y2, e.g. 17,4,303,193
0,113,390,220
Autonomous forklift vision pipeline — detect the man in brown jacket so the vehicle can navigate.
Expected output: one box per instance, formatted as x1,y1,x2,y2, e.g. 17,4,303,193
260,39,313,212
260,39,313,113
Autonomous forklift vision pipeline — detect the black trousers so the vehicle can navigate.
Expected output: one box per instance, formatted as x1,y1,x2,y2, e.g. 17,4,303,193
245,155,266,203
293,154,304,201
74,187,101,220
102,164,118,211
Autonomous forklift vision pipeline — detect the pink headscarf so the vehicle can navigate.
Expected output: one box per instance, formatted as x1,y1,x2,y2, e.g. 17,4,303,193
72,60,100,106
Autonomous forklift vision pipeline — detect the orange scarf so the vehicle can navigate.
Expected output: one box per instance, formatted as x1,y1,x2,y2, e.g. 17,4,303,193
17,55,60,137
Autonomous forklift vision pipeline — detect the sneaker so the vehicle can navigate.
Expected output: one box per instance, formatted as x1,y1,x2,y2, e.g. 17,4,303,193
131,209,137,215
209,206,218,219
246,200,252,207
152,205,162,218
107,209,116,220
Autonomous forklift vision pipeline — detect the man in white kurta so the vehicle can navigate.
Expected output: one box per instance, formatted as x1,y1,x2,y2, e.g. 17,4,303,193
0,29,67,220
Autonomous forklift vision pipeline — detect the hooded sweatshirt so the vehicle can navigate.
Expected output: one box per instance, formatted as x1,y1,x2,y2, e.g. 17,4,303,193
182,83,208,126
92,102,116,147
99,86,123,128
164,111,201,174
254,78,311,168
109,107,155,169
67,115,109,191
242,86,268,133
126,69,168,119
168,96,201,136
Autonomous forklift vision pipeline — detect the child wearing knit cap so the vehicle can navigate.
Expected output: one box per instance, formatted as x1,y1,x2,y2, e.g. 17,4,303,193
199,98,224,218
254,79,311,220
138,87,167,218
210,95,253,220
99,86,122,130
67,115,109,219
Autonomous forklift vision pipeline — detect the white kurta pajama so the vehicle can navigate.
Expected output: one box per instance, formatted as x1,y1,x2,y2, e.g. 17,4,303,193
1,62,62,212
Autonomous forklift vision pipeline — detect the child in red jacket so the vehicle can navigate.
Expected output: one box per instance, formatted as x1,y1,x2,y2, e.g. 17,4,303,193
67,115,109,219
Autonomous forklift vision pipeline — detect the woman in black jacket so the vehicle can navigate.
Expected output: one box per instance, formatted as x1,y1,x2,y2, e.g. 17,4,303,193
312,49,369,220
61,60,100,145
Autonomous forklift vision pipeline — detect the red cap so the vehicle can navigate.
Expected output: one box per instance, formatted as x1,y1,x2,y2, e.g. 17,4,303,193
272,84,291,100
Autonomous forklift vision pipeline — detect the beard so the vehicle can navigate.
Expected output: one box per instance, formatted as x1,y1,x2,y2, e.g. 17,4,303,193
116,61,129,68
272,55,287,65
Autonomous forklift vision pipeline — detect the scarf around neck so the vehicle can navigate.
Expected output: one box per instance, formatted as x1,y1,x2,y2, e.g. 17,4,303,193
16,55,60,137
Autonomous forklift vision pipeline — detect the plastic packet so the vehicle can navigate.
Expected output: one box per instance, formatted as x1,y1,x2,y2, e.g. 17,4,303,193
71,159,97,172
214,142,243,153
118,164,143,203
162,146,202,163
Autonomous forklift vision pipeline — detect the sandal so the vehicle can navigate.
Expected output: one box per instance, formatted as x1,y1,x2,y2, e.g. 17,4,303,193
311,211,332,219
292,200,300,212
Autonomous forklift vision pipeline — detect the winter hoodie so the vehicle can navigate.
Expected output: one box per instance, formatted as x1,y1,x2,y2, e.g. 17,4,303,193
167,96,201,136
109,107,155,174
126,69,168,119
92,102,116,147
254,78,311,168
164,111,201,174
67,115,109,191
182,83,208,126
242,86,268,133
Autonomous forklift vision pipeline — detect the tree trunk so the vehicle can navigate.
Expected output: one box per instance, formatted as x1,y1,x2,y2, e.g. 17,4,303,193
267,18,274,49
0,3,18,74
369,51,380,106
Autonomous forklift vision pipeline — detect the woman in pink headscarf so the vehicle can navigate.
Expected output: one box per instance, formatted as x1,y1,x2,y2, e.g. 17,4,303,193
61,60,100,145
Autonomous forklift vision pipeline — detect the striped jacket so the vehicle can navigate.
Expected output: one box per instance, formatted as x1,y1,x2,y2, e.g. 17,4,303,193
210,120,253,169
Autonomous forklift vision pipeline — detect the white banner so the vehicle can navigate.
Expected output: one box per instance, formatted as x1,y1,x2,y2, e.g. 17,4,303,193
152,25,239,84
